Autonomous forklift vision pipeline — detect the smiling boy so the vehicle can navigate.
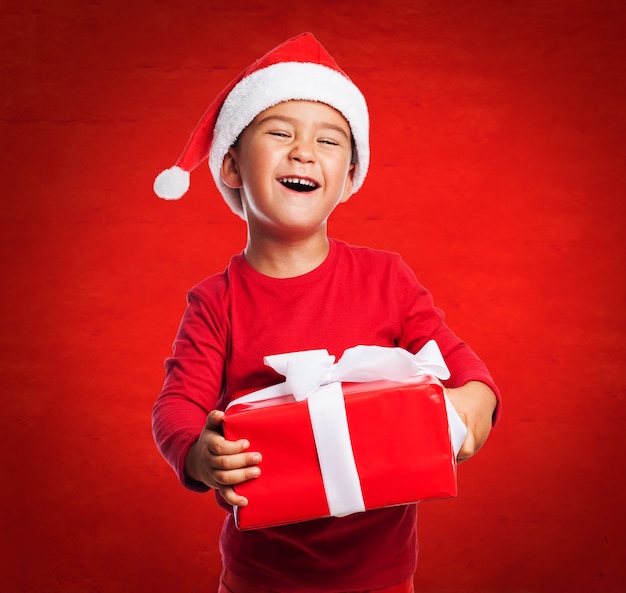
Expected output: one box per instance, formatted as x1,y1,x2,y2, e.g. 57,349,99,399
152,33,499,593
221,100,355,277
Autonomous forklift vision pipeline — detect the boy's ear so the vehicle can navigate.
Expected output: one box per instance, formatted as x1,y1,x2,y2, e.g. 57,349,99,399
220,147,243,189
338,163,356,204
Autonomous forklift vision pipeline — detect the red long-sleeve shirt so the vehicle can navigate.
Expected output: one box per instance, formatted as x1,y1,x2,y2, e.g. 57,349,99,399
152,239,500,592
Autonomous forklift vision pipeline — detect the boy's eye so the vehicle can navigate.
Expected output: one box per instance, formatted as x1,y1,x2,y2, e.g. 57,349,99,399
318,138,340,146
269,131,290,138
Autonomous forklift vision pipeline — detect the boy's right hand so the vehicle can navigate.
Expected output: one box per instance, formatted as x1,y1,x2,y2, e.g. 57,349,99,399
184,410,262,507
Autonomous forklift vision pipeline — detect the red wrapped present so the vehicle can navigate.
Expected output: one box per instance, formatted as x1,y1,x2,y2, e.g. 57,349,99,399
223,341,466,530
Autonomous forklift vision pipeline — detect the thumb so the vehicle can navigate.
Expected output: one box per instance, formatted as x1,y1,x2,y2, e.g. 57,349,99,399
205,409,225,433
457,429,476,463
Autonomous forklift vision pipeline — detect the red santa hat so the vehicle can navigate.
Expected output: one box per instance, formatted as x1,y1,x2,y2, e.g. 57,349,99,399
153,32,370,218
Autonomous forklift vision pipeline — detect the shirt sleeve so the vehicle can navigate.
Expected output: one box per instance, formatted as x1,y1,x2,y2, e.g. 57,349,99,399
396,258,501,424
151,285,230,491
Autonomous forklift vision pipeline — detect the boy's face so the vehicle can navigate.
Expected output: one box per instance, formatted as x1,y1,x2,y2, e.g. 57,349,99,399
221,100,355,240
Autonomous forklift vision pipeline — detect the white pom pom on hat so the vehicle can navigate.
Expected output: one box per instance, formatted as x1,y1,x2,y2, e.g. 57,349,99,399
153,32,370,219
153,166,190,200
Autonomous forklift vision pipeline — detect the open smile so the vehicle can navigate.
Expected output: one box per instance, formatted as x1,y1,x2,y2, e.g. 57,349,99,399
278,176,319,193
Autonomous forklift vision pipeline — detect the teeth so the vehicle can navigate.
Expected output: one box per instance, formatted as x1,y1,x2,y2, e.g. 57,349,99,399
280,177,317,188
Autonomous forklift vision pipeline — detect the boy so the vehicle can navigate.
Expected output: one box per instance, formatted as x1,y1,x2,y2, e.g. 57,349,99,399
152,33,499,593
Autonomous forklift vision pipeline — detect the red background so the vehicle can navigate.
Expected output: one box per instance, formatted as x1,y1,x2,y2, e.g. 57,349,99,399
1,1,624,592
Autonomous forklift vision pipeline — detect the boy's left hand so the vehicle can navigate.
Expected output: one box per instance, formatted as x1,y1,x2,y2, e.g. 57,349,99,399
444,381,498,462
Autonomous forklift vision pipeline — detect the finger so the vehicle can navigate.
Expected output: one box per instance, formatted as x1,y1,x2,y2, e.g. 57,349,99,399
212,465,261,502
202,414,251,455
457,431,476,463
207,431,254,457
204,411,254,457
205,409,225,431
210,450,262,473
218,485,249,507
214,463,261,484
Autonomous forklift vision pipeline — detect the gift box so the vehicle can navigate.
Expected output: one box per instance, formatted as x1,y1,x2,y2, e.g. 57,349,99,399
223,341,466,530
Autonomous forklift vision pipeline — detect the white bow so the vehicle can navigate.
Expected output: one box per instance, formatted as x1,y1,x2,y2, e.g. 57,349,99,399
263,340,451,401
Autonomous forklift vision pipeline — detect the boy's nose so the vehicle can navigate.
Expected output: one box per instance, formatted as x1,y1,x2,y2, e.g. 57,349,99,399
289,138,315,163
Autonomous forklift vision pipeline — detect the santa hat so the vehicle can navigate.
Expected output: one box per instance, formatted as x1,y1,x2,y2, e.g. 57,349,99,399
153,32,369,218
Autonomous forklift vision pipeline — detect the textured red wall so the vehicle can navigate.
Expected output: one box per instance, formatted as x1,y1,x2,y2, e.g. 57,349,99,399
1,1,624,592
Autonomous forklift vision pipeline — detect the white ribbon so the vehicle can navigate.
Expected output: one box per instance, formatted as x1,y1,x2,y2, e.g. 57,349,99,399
226,340,465,518
307,382,364,516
